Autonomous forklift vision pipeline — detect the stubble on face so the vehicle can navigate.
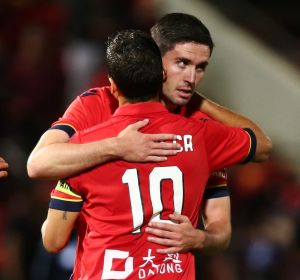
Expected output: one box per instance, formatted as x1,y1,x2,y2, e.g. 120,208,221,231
161,42,210,112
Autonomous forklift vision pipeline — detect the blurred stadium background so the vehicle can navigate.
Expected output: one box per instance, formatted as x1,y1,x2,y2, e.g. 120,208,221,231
0,0,299,279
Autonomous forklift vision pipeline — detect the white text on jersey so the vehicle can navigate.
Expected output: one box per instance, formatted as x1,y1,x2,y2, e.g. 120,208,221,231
173,135,193,152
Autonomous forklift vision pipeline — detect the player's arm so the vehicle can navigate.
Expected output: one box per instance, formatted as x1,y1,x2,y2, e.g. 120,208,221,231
42,208,79,253
146,213,205,254
146,173,232,255
0,156,8,178
27,120,179,180
199,170,231,254
146,202,231,255
42,179,82,253
191,93,272,162
200,196,231,254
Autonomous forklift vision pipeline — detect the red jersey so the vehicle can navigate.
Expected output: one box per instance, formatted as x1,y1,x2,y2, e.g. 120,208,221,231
50,102,256,280
51,86,118,135
51,87,229,195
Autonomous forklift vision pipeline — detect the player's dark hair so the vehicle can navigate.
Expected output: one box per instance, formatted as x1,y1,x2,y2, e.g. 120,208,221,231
106,30,163,102
150,13,214,56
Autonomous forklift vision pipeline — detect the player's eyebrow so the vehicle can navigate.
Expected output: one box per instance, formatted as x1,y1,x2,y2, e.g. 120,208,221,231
177,57,209,68
197,61,209,70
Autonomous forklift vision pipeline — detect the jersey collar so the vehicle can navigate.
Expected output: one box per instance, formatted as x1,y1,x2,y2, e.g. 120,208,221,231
112,102,168,117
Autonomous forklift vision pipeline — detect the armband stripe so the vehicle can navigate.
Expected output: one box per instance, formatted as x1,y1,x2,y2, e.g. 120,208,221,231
204,186,230,199
51,195,83,203
241,128,257,164
49,198,83,212
54,180,82,197
51,190,82,201
205,183,227,189
49,124,77,137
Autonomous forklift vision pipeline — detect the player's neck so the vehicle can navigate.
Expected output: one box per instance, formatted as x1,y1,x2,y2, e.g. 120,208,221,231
160,98,178,113
119,96,159,107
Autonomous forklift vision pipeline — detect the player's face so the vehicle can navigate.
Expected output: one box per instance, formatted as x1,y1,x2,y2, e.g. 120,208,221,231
161,42,210,111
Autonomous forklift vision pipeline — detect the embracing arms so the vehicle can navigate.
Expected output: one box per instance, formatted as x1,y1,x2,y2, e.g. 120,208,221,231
28,92,271,180
27,119,179,180
146,196,231,255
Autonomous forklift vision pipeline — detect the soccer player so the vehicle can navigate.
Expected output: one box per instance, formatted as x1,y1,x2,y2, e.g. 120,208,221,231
42,29,268,280
0,156,8,178
29,13,272,256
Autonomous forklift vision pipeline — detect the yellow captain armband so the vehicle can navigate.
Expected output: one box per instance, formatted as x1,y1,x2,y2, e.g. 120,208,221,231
55,180,82,199
50,180,83,211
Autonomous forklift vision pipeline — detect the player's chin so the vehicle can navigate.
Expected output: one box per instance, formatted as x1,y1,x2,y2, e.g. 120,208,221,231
176,97,190,106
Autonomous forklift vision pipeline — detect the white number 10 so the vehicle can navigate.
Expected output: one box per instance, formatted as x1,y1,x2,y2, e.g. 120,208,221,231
122,166,183,234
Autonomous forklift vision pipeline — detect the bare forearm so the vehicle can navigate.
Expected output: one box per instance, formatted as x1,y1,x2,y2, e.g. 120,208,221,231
199,222,231,255
28,138,120,180
27,120,179,180
42,209,79,253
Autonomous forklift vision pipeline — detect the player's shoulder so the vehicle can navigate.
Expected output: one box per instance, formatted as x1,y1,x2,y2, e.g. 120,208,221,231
74,118,115,141
77,86,117,109
80,86,112,98
168,112,206,132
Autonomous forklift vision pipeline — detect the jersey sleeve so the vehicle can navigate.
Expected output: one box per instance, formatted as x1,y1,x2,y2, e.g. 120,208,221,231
50,88,107,137
203,169,229,199
49,180,83,212
202,120,256,172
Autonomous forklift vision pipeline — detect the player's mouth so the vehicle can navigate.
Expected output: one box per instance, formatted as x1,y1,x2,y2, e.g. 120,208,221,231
176,88,193,99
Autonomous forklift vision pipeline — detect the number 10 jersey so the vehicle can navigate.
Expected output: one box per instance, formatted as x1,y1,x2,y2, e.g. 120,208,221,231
50,102,256,280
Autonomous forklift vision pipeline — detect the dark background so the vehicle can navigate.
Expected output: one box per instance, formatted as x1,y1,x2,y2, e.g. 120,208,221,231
0,0,299,279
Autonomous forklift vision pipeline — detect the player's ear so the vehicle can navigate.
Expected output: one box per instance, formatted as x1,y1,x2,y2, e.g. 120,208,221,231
162,68,167,82
109,77,119,99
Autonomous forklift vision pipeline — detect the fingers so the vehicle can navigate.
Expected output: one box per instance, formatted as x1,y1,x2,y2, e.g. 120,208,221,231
127,119,149,131
0,161,8,169
144,156,167,162
146,226,181,253
144,149,178,160
149,133,178,142
0,157,8,178
145,134,180,152
0,170,8,178
128,120,179,144
148,236,182,254
147,234,176,245
0,157,8,164
150,141,180,151
156,247,182,254
119,120,182,162
145,224,184,254
146,220,177,234
169,213,190,224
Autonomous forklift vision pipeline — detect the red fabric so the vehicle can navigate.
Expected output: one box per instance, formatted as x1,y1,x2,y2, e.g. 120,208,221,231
207,170,228,187
63,102,251,279
51,86,118,132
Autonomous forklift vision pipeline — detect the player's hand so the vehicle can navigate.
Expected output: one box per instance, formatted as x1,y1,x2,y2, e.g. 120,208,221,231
0,157,8,178
145,213,205,254
117,119,180,162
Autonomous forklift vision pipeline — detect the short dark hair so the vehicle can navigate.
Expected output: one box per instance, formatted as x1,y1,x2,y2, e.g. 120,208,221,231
106,30,163,102
150,13,214,56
